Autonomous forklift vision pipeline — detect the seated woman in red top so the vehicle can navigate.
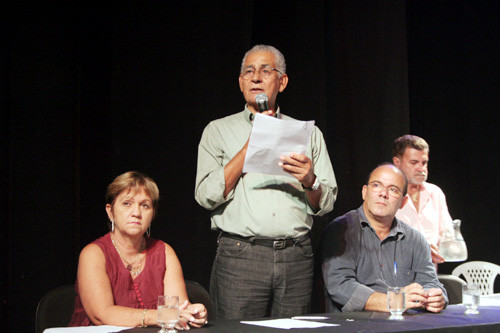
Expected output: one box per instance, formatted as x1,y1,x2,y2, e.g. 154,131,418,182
69,171,207,329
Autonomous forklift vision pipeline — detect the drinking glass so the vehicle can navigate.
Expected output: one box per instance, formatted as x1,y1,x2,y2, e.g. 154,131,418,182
462,284,480,314
157,295,179,333
387,287,405,320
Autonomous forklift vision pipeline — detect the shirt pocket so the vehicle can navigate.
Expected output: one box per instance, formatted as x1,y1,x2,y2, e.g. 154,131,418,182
391,267,417,287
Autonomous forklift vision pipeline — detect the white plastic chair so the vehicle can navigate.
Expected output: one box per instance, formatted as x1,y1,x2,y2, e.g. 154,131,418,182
451,261,500,295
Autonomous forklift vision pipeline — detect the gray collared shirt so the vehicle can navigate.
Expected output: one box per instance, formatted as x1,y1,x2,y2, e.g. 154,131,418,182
195,106,337,238
322,206,448,312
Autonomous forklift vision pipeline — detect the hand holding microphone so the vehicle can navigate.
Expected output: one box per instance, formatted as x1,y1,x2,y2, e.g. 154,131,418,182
255,93,269,112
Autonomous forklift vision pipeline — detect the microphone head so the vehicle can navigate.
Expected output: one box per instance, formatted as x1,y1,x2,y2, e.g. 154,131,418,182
255,93,269,112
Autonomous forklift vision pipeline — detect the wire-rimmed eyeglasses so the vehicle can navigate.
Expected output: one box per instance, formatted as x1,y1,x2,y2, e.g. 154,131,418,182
367,181,403,198
240,65,282,80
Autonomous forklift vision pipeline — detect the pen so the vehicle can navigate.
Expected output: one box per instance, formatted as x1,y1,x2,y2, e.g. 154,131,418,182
291,316,330,320
394,261,397,275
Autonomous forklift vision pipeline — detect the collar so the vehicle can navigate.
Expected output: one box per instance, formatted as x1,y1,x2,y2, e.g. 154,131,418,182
245,105,281,123
357,206,405,240
407,181,428,194
404,181,430,205
420,181,428,191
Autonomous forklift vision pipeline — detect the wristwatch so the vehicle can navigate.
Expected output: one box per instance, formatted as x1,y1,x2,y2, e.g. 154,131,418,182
303,176,321,191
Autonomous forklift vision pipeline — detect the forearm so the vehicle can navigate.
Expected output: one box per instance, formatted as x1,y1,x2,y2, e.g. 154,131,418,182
364,292,388,312
306,180,336,216
90,306,157,327
307,127,337,215
223,143,247,198
413,244,448,303
195,125,230,209
323,259,375,312
305,186,322,210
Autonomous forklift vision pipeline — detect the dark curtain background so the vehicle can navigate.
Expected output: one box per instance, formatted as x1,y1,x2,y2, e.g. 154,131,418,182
2,1,499,331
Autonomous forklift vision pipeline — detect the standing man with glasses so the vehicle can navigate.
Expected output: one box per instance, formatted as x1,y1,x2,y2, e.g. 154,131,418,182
392,135,454,266
195,45,337,320
322,164,447,313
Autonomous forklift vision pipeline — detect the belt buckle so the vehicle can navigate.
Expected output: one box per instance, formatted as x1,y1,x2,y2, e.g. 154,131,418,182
273,240,286,250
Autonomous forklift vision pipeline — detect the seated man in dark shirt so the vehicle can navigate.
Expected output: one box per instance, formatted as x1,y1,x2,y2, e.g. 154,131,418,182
321,164,447,313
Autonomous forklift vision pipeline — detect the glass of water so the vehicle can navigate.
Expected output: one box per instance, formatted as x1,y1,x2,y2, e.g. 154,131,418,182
387,287,405,320
157,295,179,333
462,284,480,314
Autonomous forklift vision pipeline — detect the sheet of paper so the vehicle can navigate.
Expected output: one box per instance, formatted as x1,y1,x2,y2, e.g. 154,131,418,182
241,318,339,329
243,113,315,177
479,294,500,306
43,325,132,333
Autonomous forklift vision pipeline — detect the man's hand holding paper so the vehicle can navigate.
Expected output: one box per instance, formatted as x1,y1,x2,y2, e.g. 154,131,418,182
243,113,315,179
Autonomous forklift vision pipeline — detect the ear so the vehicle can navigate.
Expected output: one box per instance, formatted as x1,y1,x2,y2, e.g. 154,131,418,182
399,195,409,209
393,156,401,167
105,204,114,222
278,74,289,92
362,184,367,201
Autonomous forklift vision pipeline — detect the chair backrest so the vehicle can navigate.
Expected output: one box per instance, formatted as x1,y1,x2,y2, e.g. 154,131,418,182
36,284,76,333
451,261,500,295
437,274,466,304
36,281,213,331
185,279,215,321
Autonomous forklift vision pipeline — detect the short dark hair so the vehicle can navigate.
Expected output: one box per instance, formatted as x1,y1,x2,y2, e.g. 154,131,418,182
367,163,408,197
392,135,429,158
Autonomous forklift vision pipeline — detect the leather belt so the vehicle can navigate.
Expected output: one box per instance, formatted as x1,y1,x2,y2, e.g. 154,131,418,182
220,232,309,250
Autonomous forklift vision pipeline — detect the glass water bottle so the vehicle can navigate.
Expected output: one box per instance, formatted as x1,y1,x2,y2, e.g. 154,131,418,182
439,219,468,262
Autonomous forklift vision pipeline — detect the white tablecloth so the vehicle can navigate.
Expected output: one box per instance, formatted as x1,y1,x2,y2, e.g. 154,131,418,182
44,326,132,333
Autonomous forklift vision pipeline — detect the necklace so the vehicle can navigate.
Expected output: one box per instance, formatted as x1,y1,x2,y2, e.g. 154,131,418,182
409,185,420,203
111,237,145,276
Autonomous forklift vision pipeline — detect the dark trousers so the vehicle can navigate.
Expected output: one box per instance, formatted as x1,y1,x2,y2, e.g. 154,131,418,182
210,235,314,320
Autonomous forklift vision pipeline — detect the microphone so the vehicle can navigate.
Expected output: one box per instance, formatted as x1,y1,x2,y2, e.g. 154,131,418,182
255,93,269,112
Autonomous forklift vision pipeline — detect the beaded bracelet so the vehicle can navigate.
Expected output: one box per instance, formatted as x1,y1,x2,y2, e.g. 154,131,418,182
139,309,147,327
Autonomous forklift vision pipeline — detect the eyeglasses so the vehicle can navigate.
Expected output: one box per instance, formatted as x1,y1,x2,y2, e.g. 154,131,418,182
367,181,403,198
240,65,282,80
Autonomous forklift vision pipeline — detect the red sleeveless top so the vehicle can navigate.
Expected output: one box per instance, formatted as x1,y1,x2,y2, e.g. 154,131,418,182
69,233,166,326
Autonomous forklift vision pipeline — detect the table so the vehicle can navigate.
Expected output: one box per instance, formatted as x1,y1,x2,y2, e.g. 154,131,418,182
118,304,500,333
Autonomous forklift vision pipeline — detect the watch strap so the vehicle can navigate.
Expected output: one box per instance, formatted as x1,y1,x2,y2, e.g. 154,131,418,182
303,176,321,191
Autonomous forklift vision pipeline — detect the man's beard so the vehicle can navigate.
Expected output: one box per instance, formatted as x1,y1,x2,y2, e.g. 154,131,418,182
410,173,427,185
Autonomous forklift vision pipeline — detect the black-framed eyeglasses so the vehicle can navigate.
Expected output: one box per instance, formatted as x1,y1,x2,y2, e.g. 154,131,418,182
240,65,282,80
367,181,402,198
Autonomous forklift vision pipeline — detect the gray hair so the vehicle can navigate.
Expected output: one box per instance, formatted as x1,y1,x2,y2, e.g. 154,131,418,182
240,45,286,76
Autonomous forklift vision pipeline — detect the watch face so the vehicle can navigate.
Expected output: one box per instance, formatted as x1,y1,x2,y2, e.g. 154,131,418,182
312,177,321,190
303,177,320,191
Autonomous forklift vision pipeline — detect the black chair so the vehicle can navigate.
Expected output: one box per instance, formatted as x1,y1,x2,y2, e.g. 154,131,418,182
36,280,214,332
185,279,215,321
438,274,466,305
35,284,76,333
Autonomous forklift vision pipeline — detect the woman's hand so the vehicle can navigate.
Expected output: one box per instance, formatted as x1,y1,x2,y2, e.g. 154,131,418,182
176,300,208,330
